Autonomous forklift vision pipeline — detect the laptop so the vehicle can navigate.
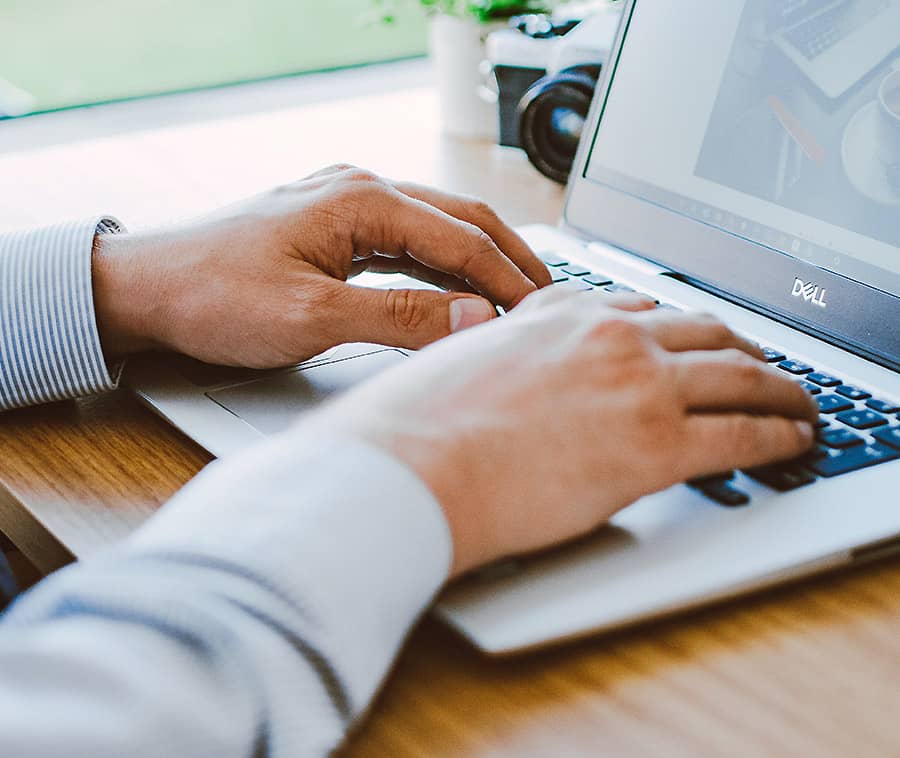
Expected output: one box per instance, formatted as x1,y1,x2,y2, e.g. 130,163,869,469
772,0,900,100
129,0,900,655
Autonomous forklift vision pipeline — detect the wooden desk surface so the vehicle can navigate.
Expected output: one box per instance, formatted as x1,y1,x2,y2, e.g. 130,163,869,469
1,72,899,758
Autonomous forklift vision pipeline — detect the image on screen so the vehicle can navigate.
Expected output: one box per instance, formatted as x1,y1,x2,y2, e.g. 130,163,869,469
695,0,900,250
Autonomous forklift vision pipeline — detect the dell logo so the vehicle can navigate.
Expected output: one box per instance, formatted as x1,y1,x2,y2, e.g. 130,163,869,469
791,278,827,308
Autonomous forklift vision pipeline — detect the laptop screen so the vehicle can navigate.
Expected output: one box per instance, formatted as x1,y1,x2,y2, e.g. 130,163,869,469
584,0,900,298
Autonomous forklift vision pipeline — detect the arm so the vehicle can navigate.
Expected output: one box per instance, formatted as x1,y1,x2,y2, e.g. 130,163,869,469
1,165,549,411
0,288,817,758
0,431,451,757
0,218,123,411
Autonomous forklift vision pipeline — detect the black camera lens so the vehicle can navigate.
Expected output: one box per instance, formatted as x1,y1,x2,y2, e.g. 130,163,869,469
517,66,600,184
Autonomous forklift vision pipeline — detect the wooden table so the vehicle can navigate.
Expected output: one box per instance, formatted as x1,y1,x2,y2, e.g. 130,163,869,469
2,68,899,758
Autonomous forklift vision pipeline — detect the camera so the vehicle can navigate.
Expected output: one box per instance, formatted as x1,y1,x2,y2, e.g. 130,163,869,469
486,9,622,183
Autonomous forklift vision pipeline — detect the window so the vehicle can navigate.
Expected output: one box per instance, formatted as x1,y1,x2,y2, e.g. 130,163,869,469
0,0,426,116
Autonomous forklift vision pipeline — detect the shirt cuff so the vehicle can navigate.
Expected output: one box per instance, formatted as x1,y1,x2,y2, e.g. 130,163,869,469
0,217,125,411
125,428,454,713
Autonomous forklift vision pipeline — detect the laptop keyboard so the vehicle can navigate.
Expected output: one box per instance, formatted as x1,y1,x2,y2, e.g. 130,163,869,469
784,0,890,61
539,253,900,507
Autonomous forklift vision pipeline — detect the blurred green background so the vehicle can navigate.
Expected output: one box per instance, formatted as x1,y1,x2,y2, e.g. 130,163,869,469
0,0,427,114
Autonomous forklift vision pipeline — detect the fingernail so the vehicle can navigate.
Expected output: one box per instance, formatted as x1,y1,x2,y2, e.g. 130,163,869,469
795,420,814,445
450,298,495,333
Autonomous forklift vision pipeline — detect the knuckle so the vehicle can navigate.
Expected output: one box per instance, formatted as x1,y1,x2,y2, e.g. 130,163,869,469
469,198,499,225
327,162,356,173
459,228,499,271
587,316,645,346
384,289,429,333
343,167,381,184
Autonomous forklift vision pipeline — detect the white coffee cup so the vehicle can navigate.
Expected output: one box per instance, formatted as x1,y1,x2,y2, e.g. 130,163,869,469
876,67,900,172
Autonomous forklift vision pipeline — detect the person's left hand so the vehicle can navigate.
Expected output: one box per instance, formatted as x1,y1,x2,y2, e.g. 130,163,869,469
92,164,551,366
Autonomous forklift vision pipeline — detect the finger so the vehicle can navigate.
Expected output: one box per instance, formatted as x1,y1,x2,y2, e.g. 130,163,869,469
351,253,477,294
394,181,553,289
682,414,815,479
674,350,819,421
322,280,496,349
515,285,658,316
634,311,765,359
352,183,537,310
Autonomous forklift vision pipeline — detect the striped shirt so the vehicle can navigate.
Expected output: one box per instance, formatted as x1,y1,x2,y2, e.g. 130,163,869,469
0,218,123,411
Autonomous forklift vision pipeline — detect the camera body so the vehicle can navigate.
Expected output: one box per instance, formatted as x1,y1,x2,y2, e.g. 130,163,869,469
487,9,622,183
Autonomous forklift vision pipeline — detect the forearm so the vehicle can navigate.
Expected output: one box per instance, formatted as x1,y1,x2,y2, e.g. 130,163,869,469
0,219,123,411
0,429,451,757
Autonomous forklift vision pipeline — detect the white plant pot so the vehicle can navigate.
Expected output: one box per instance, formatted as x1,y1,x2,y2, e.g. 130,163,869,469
428,14,502,141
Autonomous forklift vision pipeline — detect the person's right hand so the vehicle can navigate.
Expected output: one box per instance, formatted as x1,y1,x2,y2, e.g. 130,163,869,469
310,288,819,578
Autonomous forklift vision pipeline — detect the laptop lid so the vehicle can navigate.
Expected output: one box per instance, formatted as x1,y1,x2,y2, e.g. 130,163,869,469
564,0,900,372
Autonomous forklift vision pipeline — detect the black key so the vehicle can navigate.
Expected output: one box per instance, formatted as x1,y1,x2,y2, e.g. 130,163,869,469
800,381,822,395
689,475,749,507
835,385,871,401
541,253,568,267
816,394,854,414
867,399,900,414
814,418,830,429
745,464,816,492
820,428,865,449
778,360,814,375
809,443,899,478
583,274,613,287
807,372,842,387
549,269,570,283
562,265,591,277
604,283,635,294
762,347,786,363
872,427,900,450
835,409,888,430
803,444,830,462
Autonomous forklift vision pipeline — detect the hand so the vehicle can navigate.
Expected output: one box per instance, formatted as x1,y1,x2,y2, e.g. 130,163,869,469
310,289,819,578
91,165,550,366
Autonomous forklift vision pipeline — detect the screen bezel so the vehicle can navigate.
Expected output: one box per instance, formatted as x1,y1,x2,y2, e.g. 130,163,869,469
563,0,900,372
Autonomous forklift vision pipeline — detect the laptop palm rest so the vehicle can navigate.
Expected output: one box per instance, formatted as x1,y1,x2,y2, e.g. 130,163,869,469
206,348,407,436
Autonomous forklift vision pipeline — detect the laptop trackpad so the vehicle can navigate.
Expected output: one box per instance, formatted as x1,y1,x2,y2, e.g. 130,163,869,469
207,348,407,436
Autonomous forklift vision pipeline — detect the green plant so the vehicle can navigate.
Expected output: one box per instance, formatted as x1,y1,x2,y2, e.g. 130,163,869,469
373,0,558,24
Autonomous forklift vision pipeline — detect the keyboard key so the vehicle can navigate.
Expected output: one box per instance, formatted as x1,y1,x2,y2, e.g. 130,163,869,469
800,381,822,395
541,253,568,267
807,372,842,387
835,385,871,401
583,274,613,287
745,464,816,492
816,394,854,414
604,283,636,294
688,474,749,507
814,418,830,429
557,280,593,292
809,443,899,478
872,427,900,450
562,265,591,277
866,399,900,414
820,428,865,449
835,409,888,430
778,360,814,375
762,347,786,363
549,269,570,283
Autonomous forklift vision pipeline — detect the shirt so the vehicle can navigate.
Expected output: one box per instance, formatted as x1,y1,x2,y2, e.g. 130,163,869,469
0,222,454,757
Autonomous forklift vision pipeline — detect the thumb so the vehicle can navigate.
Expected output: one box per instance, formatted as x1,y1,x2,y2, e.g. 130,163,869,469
331,285,496,349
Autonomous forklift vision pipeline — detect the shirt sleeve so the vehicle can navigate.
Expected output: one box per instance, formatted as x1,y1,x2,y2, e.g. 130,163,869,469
0,217,124,411
0,429,453,758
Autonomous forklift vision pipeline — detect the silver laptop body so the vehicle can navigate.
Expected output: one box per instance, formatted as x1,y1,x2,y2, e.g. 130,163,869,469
130,0,900,654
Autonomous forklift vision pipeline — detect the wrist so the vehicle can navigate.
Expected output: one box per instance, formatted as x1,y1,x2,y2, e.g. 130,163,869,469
91,232,165,357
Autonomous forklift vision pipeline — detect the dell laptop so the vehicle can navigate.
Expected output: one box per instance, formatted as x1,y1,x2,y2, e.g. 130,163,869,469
129,0,900,654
